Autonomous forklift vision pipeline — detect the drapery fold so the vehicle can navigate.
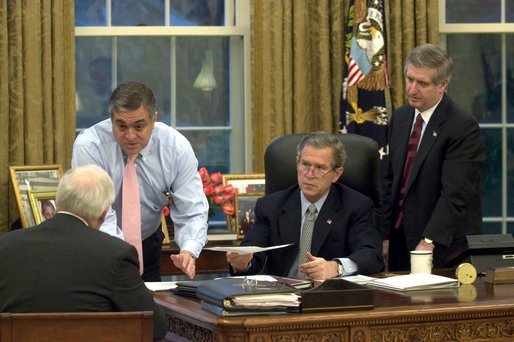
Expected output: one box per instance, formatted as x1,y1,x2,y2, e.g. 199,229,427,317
251,0,438,172
0,0,75,232
252,0,345,172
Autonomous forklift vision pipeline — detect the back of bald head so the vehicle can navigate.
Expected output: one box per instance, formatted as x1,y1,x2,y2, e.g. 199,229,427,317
56,165,115,224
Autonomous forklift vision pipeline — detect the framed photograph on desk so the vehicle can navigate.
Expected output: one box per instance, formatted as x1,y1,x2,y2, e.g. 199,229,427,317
222,174,265,233
234,194,262,238
28,190,57,225
9,165,63,228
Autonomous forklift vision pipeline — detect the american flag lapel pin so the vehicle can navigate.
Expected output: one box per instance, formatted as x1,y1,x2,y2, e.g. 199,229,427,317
327,219,332,225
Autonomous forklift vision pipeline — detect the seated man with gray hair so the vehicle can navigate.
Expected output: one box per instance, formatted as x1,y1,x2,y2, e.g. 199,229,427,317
0,165,166,340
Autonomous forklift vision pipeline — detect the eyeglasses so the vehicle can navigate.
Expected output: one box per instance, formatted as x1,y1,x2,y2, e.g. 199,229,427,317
297,160,337,177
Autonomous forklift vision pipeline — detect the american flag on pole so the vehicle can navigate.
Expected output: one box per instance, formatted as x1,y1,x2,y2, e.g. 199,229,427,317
340,0,390,167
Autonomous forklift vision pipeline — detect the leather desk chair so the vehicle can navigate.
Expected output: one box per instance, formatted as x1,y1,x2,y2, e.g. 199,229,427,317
264,133,382,230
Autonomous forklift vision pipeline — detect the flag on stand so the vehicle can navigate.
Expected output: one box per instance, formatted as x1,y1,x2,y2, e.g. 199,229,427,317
340,0,390,167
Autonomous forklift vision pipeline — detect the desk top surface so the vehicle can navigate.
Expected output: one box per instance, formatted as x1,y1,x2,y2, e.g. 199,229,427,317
153,275,514,327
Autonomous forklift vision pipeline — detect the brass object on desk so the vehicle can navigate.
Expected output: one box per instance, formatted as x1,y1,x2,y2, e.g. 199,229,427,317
455,262,477,285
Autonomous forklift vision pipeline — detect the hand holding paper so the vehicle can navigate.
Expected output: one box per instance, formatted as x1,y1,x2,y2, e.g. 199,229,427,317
227,251,253,271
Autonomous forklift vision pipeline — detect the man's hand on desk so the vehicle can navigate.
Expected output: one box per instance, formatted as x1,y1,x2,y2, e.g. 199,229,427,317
298,252,338,280
226,251,253,272
170,251,196,279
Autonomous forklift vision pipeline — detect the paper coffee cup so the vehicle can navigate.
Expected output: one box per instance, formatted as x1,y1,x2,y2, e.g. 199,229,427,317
410,250,433,274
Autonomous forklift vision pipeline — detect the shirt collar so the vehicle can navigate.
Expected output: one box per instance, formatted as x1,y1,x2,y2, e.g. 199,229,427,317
300,190,328,215
56,211,89,226
415,96,443,124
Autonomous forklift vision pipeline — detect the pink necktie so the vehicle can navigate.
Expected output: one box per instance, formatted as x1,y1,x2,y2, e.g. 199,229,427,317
395,114,423,229
122,155,143,274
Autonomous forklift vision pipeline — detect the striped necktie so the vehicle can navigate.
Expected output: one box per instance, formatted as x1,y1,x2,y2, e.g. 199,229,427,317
395,113,423,229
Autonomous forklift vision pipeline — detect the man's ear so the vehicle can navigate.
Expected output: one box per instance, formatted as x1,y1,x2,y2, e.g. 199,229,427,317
98,207,109,225
332,167,344,183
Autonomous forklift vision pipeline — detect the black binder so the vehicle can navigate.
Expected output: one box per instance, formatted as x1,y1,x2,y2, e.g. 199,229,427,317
196,278,298,311
299,278,374,312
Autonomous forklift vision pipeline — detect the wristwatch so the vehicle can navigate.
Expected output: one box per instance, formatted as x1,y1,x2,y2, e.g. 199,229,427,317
335,260,344,276
423,237,434,244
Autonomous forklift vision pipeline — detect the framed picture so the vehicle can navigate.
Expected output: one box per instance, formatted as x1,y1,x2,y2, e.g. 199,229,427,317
222,174,265,233
234,194,262,239
222,173,265,195
9,165,63,228
28,190,57,225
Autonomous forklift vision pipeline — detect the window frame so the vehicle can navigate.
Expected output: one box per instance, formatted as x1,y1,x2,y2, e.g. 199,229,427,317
439,0,514,234
74,0,253,173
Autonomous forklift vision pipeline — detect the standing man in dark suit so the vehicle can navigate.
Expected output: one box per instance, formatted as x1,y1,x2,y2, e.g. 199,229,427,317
382,44,486,271
226,132,384,280
0,165,166,340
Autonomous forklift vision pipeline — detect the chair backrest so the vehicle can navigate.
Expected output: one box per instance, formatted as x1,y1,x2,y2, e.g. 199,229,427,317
264,133,382,227
0,311,154,342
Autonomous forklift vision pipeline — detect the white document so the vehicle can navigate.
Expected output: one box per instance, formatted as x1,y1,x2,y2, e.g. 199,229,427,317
343,274,375,285
145,281,177,291
204,243,293,255
366,273,460,292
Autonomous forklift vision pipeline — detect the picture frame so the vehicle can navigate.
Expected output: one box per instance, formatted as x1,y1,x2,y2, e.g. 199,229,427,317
9,165,63,228
222,174,265,233
28,190,57,225
234,194,262,239
222,173,265,195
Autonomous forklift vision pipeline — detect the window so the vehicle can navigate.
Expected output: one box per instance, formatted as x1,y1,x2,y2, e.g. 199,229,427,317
440,0,514,234
75,0,251,174
75,0,251,228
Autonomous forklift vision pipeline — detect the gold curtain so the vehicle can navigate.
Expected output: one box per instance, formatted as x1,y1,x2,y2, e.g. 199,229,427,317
0,0,76,233
385,0,439,110
251,0,439,172
252,0,347,172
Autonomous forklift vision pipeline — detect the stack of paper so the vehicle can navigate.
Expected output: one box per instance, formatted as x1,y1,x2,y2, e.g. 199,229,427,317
365,274,460,291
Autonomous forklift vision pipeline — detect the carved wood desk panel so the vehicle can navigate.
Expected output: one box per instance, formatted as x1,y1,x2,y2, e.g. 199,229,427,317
153,277,514,341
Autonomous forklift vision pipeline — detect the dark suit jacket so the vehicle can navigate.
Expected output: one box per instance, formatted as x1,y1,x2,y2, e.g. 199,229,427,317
231,183,384,276
382,94,486,267
0,213,166,339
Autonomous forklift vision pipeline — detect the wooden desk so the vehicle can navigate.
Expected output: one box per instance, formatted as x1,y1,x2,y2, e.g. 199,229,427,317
153,277,514,341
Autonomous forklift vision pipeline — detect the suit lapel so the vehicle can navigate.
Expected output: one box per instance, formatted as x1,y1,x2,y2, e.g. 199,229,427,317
310,186,341,256
407,95,448,190
278,189,302,268
394,109,415,178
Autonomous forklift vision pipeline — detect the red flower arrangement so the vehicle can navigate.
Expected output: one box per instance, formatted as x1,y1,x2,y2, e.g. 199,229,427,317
161,168,237,218
198,167,237,217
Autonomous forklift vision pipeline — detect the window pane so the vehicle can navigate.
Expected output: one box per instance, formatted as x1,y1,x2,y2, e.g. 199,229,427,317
76,37,113,129
507,34,514,123
170,0,225,26
445,0,501,23
508,129,514,217
112,0,165,26
117,37,171,123
508,0,514,22
482,129,502,217
447,34,502,124
181,130,230,173
483,222,502,234
75,0,106,26
175,37,230,127
509,223,514,235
